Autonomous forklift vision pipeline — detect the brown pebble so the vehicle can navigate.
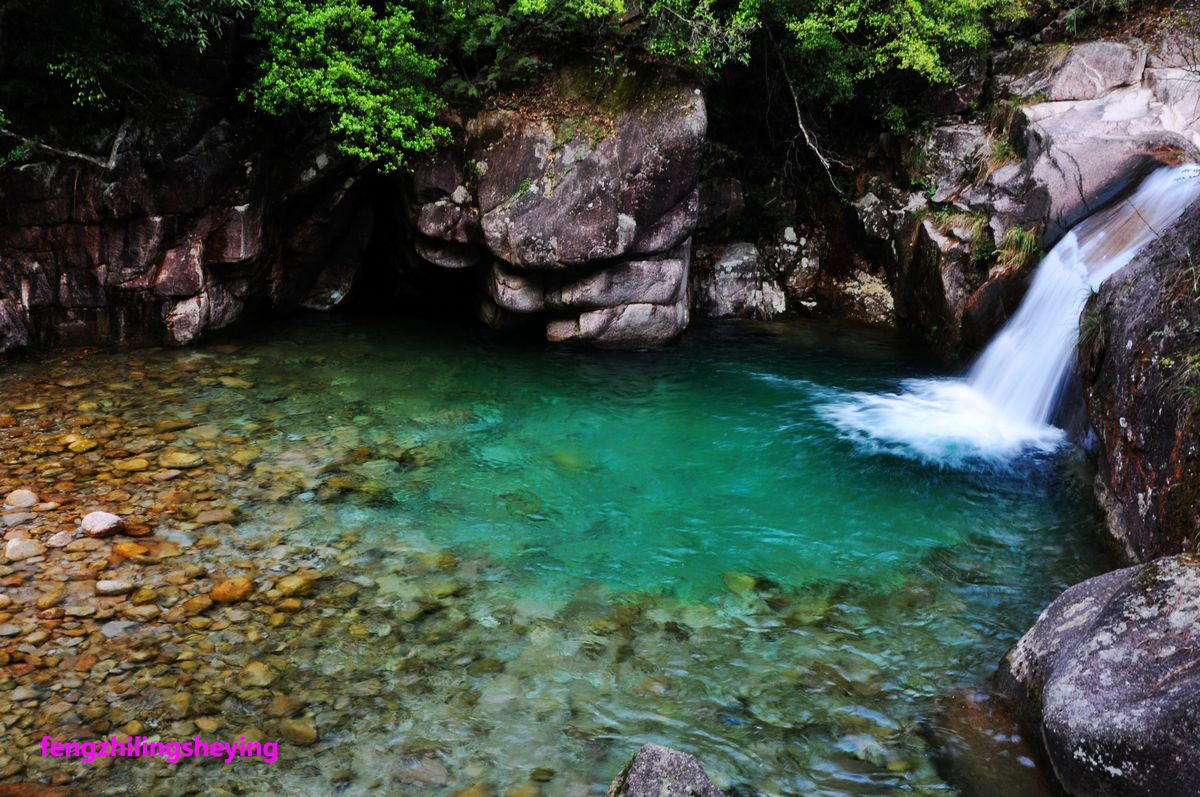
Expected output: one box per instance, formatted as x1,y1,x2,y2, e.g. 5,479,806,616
210,577,253,603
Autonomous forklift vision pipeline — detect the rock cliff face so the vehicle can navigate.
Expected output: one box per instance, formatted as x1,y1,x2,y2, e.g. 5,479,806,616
858,34,1200,354
0,112,372,353
404,66,706,347
0,64,707,353
1078,201,1200,563
997,555,1200,797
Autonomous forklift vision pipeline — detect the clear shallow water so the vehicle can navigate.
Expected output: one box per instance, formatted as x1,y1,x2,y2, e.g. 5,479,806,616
0,316,1109,796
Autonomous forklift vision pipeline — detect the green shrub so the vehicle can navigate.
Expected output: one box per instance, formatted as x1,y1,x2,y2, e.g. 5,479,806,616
995,227,1041,272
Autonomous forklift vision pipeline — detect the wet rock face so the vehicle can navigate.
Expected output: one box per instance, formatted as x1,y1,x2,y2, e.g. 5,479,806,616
403,66,706,347
606,744,726,797
997,555,1200,797
1079,204,1200,562
0,118,372,353
903,220,984,353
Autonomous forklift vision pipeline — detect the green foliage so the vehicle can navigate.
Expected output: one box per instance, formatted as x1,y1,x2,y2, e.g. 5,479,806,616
995,227,1041,272
2,0,247,112
928,207,994,278
514,0,624,16
1079,306,1104,350
648,0,1025,116
0,136,38,169
647,0,761,71
4,0,1035,170
127,0,253,49
1165,351,1200,400
930,208,988,238
245,0,448,170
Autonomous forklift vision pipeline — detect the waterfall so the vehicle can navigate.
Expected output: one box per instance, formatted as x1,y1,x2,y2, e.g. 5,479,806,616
821,164,1200,466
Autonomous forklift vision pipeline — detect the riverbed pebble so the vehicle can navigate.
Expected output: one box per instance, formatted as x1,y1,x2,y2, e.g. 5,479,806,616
4,538,44,561
81,512,125,537
211,576,253,603
3,489,38,509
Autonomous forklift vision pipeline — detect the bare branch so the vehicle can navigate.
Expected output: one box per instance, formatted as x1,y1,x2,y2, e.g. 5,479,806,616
766,27,846,195
0,116,131,170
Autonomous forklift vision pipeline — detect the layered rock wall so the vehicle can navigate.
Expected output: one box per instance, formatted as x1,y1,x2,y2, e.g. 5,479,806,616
404,66,707,347
0,63,708,353
0,114,372,353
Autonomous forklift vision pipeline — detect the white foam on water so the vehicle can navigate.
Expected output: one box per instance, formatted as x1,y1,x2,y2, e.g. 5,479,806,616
821,164,1200,467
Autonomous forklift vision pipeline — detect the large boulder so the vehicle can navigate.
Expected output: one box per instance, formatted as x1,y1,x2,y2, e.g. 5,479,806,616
606,744,725,797
403,64,707,347
1079,199,1200,562
997,555,1200,797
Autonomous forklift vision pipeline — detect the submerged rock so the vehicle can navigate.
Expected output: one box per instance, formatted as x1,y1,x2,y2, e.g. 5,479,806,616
3,489,38,509
606,744,725,797
211,576,254,603
4,538,44,562
925,688,1056,797
997,555,1200,796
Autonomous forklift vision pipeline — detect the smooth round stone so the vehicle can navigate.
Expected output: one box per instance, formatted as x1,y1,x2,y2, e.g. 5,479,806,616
45,531,75,548
194,509,236,526
237,660,275,687
3,489,38,509
68,439,99,453
4,538,45,562
276,716,317,745
211,576,254,603
186,425,222,440
450,785,493,797
159,452,204,469
82,511,125,538
114,457,151,472
721,571,757,596
96,580,135,596
100,620,136,638
276,573,317,597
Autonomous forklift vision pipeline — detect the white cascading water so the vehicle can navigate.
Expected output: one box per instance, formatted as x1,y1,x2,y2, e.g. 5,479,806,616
821,164,1200,466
